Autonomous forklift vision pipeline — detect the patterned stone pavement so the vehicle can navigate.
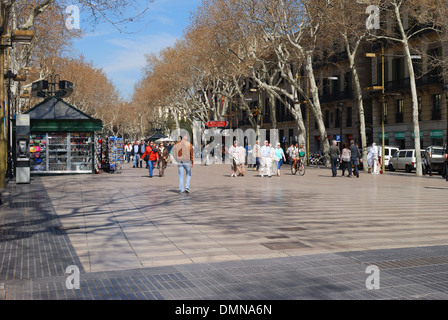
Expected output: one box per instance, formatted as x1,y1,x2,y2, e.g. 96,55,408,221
1,161,448,304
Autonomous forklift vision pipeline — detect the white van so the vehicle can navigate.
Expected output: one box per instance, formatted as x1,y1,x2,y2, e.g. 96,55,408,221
366,145,399,169
389,149,425,173
382,146,399,168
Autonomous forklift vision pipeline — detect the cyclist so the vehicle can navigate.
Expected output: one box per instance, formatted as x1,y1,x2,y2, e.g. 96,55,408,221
291,142,299,172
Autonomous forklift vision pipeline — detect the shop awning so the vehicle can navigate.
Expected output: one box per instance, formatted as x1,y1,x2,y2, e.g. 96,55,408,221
29,119,103,132
23,96,102,132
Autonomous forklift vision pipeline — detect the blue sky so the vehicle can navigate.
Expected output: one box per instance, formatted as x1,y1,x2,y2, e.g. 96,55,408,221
72,0,202,101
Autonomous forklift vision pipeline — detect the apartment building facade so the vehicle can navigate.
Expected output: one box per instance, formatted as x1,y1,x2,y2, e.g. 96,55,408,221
236,35,448,155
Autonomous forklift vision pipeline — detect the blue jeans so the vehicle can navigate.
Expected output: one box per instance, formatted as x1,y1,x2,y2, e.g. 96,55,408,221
178,161,191,192
256,157,260,170
277,158,283,170
133,154,140,167
351,159,359,176
331,157,338,177
148,160,156,177
341,160,352,176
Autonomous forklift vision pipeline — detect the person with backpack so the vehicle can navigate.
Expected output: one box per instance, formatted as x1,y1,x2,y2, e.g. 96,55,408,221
141,140,159,178
340,142,352,177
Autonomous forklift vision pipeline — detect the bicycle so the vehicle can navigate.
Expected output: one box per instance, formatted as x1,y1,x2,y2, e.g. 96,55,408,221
291,157,305,176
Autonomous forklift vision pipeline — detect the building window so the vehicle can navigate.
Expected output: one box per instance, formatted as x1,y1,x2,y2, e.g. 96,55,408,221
384,101,388,125
395,99,403,123
325,110,330,128
346,107,352,127
432,94,441,120
335,109,341,128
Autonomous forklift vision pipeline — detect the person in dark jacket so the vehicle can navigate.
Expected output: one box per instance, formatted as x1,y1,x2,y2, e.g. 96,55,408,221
349,140,360,178
329,140,340,177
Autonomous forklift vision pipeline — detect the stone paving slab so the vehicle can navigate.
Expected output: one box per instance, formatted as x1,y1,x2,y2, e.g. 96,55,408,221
1,162,448,302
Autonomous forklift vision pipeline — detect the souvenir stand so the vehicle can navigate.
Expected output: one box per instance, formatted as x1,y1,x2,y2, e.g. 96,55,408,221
20,96,102,174
107,136,124,173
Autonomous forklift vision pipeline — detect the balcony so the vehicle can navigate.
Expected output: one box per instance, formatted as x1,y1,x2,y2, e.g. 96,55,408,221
385,79,410,91
320,90,353,104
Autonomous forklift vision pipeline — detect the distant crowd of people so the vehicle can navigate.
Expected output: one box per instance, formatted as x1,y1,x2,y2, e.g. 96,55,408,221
124,140,174,177
122,135,448,195
124,136,193,194
202,139,305,178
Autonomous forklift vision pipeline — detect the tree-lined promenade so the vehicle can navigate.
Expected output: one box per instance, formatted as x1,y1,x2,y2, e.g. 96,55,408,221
134,0,448,177
2,1,448,189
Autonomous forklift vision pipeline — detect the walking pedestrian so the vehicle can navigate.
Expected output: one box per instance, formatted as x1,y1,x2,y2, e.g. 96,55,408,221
132,141,140,168
237,143,246,176
340,142,352,177
139,139,147,168
260,140,272,177
253,140,261,171
349,140,360,178
229,140,239,177
274,142,286,176
124,141,132,163
172,134,194,194
141,141,159,177
158,142,169,177
286,143,294,164
330,140,340,177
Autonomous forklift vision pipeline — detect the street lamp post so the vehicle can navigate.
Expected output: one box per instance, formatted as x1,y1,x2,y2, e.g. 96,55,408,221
338,102,344,151
366,46,421,174
4,70,16,178
444,83,448,153
0,27,33,190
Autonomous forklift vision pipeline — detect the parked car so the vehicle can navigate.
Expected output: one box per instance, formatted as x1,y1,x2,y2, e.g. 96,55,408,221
389,149,425,173
425,146,445,174
359,145,399,170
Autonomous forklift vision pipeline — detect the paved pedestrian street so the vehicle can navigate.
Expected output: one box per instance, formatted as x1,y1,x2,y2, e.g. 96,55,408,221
1,162,448,304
